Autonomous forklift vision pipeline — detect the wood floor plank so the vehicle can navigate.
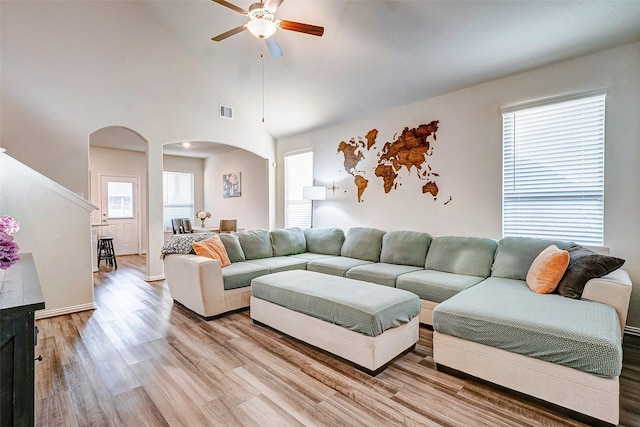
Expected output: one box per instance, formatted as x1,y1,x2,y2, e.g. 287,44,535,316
112,386,170,427
33,255,640,427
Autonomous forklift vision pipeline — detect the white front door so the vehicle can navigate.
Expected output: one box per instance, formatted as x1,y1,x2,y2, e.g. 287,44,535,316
100,175,140,255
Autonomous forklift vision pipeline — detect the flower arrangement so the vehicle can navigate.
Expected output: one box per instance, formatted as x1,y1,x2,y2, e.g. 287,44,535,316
0,215,20,270
195,210,211,227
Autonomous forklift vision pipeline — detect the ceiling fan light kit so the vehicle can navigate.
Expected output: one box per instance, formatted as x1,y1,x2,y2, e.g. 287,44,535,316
246,19,277,40
211,0,324,57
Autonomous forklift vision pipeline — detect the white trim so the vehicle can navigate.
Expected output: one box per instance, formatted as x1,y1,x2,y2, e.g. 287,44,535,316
1,151,97,212
35,302,96,319
624,326,640,336
145,274,165,282
501,89,607,113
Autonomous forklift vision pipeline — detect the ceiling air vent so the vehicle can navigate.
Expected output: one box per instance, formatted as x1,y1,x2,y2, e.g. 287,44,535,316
219,104,233,120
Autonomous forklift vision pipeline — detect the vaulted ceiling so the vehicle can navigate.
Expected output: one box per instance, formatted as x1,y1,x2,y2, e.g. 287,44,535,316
141,0,640,142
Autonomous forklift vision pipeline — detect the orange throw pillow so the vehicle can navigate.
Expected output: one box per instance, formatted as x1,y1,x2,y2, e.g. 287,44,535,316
192,235,231,267
526,245,570,294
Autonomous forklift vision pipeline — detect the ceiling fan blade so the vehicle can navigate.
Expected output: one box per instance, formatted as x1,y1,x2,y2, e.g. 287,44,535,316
278,20,324,37
265,37,283,58
211,0,247,15
212,25,247,41
264,0,284,13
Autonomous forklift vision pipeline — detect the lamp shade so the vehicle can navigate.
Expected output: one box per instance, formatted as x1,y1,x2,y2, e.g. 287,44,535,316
302,186,326,201
246,19,277,39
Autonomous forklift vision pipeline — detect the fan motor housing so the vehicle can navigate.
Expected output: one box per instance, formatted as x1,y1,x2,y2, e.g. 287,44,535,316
248,3,274,22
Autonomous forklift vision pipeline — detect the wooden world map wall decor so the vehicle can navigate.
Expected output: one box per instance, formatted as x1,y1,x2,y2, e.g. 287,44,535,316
336,120,452,205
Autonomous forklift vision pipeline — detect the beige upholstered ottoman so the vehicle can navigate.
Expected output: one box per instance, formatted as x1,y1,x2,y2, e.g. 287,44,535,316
250,270,421,375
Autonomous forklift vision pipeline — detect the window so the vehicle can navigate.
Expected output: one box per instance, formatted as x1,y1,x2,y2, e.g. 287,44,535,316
107,181,134,218
163,171,194,231
284,150,313,228
502,93,605,245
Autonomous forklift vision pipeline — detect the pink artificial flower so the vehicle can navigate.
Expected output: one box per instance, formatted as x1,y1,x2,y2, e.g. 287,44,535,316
196,211,212,220
0,232,20,270
0,215,20,235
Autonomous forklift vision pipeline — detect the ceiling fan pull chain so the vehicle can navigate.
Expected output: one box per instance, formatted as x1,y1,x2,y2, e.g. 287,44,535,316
261,53,265,123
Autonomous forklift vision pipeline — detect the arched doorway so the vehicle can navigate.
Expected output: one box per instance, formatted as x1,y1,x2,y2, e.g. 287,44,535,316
89,126,148,269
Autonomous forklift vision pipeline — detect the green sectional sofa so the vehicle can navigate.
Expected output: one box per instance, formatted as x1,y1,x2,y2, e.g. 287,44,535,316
161,226,632,424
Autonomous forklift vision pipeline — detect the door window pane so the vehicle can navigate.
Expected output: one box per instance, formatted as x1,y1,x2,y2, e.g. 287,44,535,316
107,181,133,218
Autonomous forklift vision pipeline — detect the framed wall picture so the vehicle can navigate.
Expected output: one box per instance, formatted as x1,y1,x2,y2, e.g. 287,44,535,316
223,172,241,198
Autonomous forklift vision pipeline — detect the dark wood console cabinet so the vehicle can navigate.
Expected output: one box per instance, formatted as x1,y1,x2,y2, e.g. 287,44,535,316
0,254,45,427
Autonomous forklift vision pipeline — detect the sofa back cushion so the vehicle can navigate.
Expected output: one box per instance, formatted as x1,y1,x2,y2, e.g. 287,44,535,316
426,236,498,277
303,228,345,255
270,228,307,256
218,233,246,263
340,227,386,262
380,231,432,267
491,237,569,280
237,229,272,260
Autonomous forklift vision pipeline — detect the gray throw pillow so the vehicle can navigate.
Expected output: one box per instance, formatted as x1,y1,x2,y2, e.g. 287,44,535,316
217,233,246,263
380,231,432,267
341,227,386,262
237,229,272,260
556,243,625,299
303,228,345,255
271,228,307,256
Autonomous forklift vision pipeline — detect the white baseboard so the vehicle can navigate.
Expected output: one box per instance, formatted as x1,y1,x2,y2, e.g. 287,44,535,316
145,275,165,282
35,302,96,319
624,326,640,336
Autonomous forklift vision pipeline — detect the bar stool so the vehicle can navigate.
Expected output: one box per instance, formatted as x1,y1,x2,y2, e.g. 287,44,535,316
97,237,118,269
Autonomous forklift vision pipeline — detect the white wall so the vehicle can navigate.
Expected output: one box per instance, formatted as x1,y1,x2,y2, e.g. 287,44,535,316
0,152,95,318
204,149,270,230
277,42,640,328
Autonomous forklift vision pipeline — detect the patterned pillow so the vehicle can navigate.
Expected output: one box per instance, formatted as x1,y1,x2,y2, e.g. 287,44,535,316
160,233,215,258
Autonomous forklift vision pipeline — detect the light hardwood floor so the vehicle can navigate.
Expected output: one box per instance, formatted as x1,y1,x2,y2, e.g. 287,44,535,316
34,255,640,426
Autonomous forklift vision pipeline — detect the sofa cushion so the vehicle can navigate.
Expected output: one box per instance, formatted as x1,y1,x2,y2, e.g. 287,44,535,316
556,244,625,299
160,233,216,258
221,262,270,291
303,228,345,255
307,256,373,277
432,277,623,377
289,252,336,261
192,235,231,267
340,227,386,262
245,256,308,274
270,228,307,256
396,270,486,303
217,233,246,263
425,236,497,277
237,229,272,260
526,245,569,294
380,231,432,267
346,263,423,287
491,237,569,281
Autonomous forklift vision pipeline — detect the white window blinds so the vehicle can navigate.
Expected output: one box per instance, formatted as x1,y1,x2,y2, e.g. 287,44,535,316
284,150,313,228
502,93,605,245
163,171,194,231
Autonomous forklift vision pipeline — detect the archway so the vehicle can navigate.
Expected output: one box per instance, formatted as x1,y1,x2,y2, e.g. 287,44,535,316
89,126,149,271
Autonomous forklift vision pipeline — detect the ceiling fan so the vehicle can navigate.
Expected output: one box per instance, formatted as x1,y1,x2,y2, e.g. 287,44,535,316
211,0,324,58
